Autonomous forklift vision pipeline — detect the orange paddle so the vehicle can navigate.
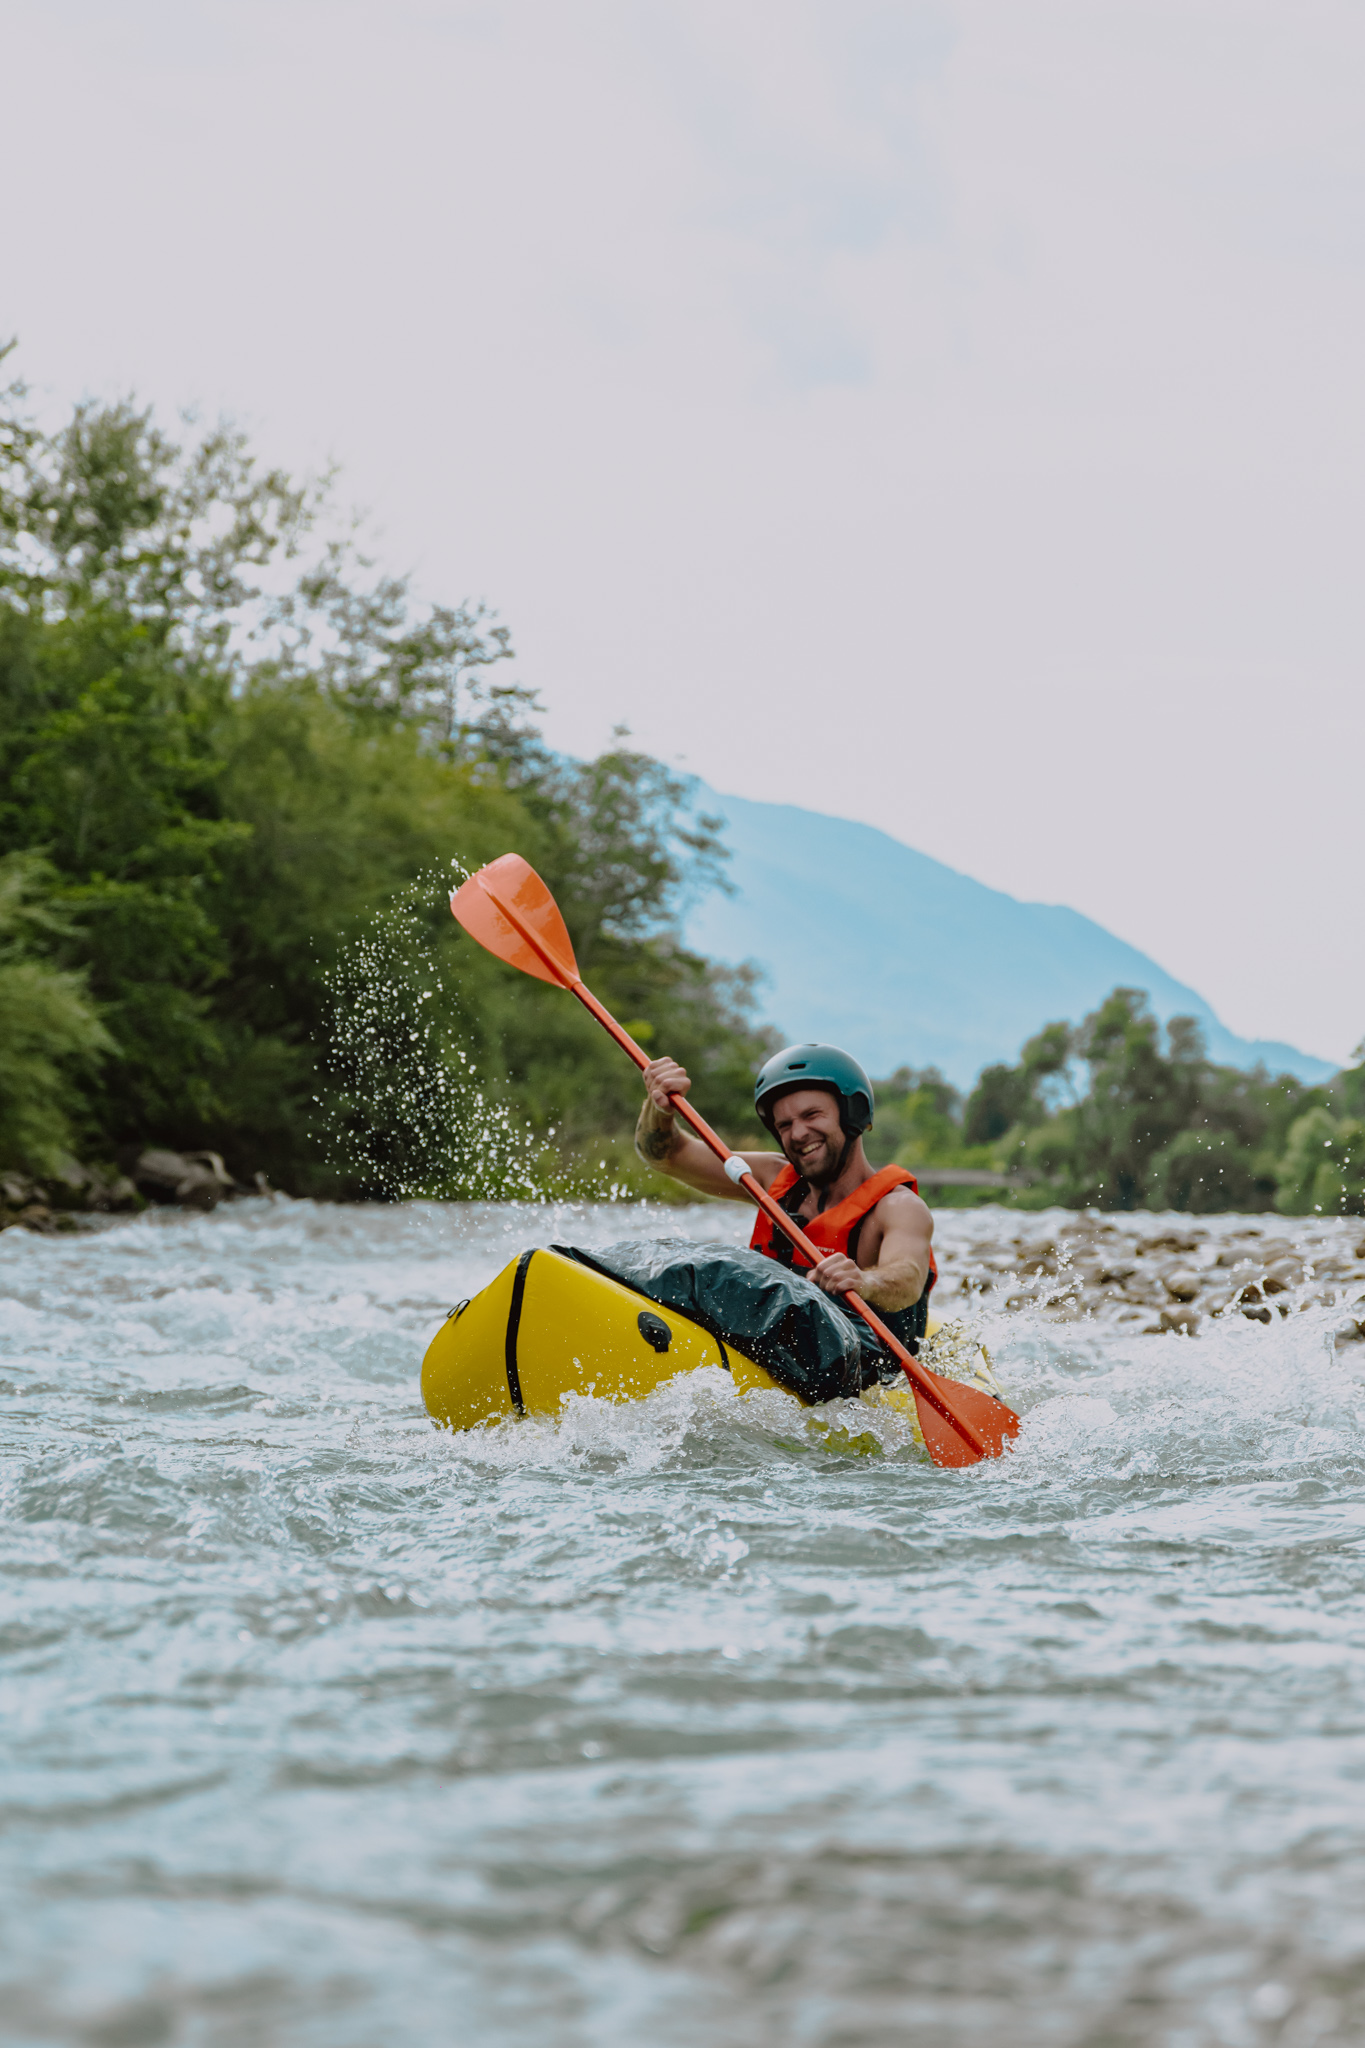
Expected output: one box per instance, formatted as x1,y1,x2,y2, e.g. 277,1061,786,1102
451,853,1020,1467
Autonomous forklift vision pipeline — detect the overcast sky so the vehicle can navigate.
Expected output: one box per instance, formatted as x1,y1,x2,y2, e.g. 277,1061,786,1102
5,0,1362,1062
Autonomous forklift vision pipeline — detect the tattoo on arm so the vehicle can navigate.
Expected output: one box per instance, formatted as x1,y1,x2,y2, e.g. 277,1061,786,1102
635,1104,682,1167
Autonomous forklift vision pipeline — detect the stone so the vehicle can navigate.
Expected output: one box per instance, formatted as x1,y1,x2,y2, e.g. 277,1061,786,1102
134,1149,195,1191
1159,1306,1200,1335
911,1215,1364,1342
132,1149,233,1210
175,1166,223,1211
184,1150,235,1188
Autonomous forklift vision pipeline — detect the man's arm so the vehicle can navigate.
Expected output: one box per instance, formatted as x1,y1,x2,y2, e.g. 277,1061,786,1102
807,1186,933,1312
635,1056,781,1200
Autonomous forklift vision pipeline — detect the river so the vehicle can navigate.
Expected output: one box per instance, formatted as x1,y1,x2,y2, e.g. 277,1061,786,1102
3,1196,1364,2046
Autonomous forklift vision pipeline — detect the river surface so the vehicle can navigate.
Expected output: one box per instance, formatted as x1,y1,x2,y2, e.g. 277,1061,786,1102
3,1197,1365,2047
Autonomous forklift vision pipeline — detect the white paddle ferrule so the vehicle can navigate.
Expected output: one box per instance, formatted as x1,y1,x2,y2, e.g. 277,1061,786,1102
722,1155,750,1186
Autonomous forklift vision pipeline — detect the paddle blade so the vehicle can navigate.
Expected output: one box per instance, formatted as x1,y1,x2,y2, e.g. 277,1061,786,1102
913,1370,1021,1469
450,854,580,988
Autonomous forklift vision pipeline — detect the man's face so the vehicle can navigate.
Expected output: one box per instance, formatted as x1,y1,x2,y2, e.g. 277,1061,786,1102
771,1088,846,1184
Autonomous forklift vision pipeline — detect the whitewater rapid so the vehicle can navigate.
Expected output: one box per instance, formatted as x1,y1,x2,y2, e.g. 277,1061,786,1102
3,1198,1365,2046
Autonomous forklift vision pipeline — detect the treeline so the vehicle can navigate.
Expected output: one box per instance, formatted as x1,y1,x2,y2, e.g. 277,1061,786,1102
0,352,772,1202
866,989,1364,1217
2,353,1360,1220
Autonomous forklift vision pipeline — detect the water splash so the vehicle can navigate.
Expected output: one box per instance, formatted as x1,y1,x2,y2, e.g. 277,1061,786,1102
318,862,549,1200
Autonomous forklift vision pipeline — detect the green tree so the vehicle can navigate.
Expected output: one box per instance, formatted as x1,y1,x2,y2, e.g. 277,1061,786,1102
1328,1046,1365,1122
866,1067,964,1169
959,990,1323,1214
1058,990,1197,1207
0,353,772,1193
963,1020,1072,1146
1147,1128,1263,1213
0,853,113,1172
1277,1106,1365,1217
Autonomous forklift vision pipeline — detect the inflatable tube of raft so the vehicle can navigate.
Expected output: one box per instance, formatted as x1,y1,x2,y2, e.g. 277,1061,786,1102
422,1242,1007,1435
421,1246,787,1430
553,1239,889,1402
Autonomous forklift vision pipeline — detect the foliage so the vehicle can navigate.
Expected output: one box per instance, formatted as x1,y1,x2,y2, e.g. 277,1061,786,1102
961,1023,1071,1145
1276,1106,1365,1219
865,990,1353,1216
0,852,114,1172
0,354,770,1195
1328,1046,1365,1122
866,1067,969,1169
2,350,1358,1215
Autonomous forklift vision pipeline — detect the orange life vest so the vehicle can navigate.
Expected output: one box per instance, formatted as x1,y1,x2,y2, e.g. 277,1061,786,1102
748,1162,937,1354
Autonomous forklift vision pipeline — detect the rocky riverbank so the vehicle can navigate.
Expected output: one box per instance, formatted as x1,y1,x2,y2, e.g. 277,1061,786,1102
0,1150,271,1233
934,1208,1365,1347
4,1180,1362,1352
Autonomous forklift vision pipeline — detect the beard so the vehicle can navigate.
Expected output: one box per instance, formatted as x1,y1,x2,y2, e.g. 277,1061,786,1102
784,1129,845,1187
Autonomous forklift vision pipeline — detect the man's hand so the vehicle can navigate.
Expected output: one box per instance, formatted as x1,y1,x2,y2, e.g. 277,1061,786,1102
642,1056,692,1112
634,1052,781,1200
809,1252,864,1298
810,1189,933,1313
636,1056,692,1167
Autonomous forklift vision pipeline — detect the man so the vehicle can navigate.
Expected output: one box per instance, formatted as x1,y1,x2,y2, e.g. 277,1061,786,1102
635,1042,937,1353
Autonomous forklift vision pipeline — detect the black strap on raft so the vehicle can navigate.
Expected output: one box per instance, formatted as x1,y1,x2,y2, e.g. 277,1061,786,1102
504,1248,533,1414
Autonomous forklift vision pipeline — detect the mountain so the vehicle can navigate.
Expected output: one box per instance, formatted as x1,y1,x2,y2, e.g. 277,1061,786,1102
682,789,1334,1089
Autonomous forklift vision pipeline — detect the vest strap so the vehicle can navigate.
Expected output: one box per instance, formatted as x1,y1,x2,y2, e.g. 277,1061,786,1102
750,1163,922,1264
748,1161,937,1356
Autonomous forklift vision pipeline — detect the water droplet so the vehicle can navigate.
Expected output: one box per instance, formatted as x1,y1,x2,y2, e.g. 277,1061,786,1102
1249,1983,1292,2021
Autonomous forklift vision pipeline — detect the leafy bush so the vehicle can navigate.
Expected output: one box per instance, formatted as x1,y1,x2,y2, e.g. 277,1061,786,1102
1277,1107,1365,1217
0,853,113,1172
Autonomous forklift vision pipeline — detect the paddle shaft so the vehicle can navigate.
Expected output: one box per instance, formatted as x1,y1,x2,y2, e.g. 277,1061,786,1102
569,984,986,1454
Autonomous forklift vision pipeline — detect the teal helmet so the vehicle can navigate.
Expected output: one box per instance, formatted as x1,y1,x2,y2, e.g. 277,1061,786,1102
754,1044,874,1139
